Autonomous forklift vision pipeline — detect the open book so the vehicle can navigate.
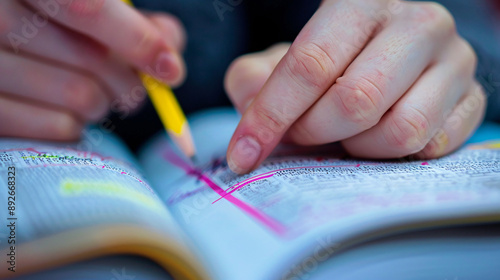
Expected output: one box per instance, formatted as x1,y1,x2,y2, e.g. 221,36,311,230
1,108,500,280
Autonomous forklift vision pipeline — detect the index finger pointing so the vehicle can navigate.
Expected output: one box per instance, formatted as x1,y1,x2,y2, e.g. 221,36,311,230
23,0,184,84
226,0,386,174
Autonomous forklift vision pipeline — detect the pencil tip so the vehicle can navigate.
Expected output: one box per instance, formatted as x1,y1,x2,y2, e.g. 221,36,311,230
190,156,198,165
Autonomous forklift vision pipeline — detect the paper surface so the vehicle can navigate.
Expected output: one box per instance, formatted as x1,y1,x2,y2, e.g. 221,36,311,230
310,224,500,280
0,132,177,246
0,130,209,279
140,108,500,280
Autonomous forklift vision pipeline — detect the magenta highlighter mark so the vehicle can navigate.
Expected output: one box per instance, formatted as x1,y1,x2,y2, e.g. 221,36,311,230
214,173,275,204
197,174,287,235
163,149,288,236
223,163,382,195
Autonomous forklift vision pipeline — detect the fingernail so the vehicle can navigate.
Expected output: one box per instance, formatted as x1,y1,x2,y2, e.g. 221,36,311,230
228,136,261,174
153,51,178,82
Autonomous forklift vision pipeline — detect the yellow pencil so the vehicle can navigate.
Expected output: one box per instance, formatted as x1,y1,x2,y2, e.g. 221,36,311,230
121,0,196,159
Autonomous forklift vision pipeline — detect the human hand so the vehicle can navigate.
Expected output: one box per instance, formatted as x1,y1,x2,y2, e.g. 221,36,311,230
225,0,486,174
0,0,186,140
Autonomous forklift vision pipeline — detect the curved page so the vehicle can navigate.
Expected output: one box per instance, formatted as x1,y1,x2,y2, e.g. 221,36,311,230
140,108,500,280
0,130,206,280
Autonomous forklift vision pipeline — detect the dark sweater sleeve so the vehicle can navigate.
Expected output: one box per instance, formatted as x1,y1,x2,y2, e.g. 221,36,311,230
472,41,500,122
435,0,500,123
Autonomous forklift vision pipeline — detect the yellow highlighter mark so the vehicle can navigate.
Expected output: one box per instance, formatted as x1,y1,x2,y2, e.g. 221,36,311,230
467,141,500,150
488,142,500,149
61,180,164,211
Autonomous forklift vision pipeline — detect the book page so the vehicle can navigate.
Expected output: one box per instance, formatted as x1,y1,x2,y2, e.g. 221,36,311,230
310,224,500,280
139,108,500,280
0,128,206,279
14,255,173,280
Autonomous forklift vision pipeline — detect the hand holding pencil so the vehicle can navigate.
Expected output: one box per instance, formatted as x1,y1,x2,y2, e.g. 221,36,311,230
0,1,189,145
122,0,196,159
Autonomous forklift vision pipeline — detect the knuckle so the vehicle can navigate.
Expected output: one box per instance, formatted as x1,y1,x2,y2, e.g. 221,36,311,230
415,2,455,33
334,77,383,129
286,42,336,91
385,107,431,155
134,30,164,67
252,104,288,142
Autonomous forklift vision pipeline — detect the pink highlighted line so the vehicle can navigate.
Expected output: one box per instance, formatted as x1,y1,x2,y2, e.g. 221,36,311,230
224,163,381,194
214,173,275,204
197,173,287,236
163,149,288,236
162,148,431,236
